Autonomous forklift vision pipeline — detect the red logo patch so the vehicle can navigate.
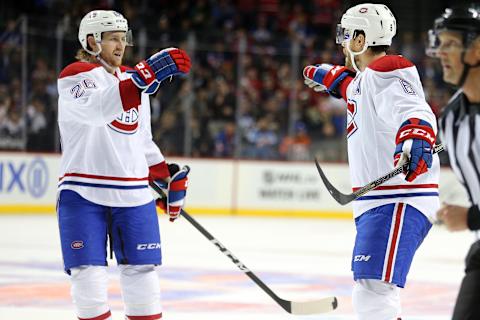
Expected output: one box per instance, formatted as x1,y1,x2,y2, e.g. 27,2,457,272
359,7,368,13
108,107,139,134
71,241,84,249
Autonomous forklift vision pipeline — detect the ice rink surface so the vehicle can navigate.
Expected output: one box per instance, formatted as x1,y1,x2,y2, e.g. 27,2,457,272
0,213,474,320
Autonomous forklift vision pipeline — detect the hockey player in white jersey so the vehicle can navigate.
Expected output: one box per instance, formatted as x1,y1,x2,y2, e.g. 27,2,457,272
56,10,191,320
303,4,439,320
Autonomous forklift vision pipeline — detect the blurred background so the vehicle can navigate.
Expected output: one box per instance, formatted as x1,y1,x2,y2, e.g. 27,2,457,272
0,0,471,162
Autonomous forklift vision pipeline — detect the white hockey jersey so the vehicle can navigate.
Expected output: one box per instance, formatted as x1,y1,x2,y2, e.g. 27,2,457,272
57,62,165,207
344,55,440,221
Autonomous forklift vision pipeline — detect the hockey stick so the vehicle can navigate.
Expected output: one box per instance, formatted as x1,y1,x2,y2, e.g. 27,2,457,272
315,144,445,205
150,181,338,315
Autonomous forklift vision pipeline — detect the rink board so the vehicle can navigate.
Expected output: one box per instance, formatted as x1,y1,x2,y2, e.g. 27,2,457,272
0,152,468,218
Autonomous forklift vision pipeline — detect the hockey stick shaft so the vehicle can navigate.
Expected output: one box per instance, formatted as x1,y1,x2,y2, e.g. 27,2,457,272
150,182,337,314
353,143,444,198
316,144,444,205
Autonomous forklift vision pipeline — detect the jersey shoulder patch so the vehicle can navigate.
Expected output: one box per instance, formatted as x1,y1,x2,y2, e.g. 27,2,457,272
59,62,101,79
367,55,414,73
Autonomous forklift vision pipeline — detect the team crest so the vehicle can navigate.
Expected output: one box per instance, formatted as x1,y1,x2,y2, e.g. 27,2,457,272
108,107,139,134
71,240,84,249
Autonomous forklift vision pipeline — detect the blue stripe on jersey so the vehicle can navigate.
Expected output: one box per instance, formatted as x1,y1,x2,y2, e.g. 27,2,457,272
107,124,138,135
59,181,148,190
356,192,439,201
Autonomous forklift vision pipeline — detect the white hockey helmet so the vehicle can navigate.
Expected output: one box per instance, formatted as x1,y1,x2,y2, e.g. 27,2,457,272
78,10,132,56
336,3,397,47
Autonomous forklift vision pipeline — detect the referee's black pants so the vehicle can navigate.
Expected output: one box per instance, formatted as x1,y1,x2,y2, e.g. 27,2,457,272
452,240,480,320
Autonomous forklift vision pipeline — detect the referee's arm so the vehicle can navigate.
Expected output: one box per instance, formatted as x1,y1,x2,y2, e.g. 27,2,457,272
467,205,480,230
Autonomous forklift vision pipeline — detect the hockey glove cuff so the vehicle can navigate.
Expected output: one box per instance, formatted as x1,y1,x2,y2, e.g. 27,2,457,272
394,118,436,182
150,163,189,222
303,64,355,99
128,70,161,95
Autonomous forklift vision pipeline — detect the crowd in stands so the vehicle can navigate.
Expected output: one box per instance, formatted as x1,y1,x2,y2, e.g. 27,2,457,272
0,0,453,161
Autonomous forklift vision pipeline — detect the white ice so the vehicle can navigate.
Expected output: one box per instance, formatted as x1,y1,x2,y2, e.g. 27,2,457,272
0,214,472,319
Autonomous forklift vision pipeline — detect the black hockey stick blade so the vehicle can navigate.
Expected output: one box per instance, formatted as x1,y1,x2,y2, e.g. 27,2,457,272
314,159,356,205
315,144,445,206
150,181,338,314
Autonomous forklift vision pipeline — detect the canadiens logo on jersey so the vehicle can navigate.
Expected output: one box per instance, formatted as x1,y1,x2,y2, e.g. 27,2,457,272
108,106,139,134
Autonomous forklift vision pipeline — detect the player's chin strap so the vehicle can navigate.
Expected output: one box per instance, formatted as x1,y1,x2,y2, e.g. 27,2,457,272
346,42,368,73
87,43,117,74
96,55,116,74
456,52,480,88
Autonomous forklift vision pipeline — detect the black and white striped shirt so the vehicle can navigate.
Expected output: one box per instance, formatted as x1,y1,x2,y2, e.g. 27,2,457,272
439,90,480,229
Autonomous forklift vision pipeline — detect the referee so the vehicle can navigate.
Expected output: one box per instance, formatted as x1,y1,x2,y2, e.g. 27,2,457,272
428,5,480,319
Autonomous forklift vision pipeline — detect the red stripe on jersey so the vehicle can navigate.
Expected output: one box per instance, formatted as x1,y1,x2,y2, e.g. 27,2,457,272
60,173,149,182
110,119,139,131
119,79,141,111
78,310,111,320
126,314,162,320
59,62,101,79
384,203,404,282
367,55,414,73
352,184,438,192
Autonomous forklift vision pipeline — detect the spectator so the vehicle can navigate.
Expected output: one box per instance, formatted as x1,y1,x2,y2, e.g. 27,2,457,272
214,122,236,158
0,107,25,149
279,121,311,160
26,97,49,151
245,117,279,159
0,2,459,162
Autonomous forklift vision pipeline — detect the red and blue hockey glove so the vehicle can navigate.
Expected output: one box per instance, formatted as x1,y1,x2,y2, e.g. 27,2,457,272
127,72,160,95
130,47,191,94
149,162,189,222
394,118,436,182
303,64,355,98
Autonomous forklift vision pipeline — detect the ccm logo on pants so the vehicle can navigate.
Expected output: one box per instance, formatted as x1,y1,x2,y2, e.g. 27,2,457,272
354,255,371,262
137,243,161,250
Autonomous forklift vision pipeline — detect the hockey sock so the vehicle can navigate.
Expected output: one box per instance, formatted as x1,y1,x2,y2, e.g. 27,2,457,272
125,315,162,319
120,265,162,316
79,310,112,320
352,279,401,320
71,266,110,319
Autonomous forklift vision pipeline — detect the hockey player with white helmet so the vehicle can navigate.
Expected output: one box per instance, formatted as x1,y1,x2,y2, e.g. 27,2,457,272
304,4,439,320
57,10,191,320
